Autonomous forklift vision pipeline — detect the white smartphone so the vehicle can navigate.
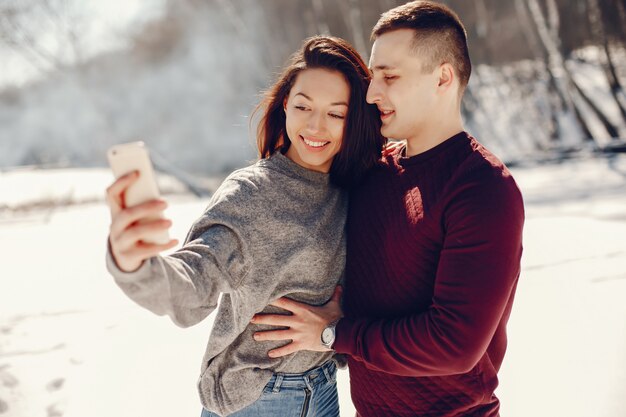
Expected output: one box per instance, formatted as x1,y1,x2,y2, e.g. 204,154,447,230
107,141,170,244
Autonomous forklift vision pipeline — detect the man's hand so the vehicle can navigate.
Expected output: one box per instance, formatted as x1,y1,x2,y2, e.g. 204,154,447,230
251,286,343,358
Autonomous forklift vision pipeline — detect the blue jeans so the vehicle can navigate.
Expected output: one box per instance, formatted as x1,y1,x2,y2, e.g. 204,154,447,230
201,360,339,417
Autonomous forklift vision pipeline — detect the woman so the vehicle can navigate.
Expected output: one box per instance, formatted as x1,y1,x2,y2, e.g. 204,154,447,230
105,36,384,417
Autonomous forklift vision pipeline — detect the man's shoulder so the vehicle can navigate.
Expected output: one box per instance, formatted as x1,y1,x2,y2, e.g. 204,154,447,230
461,137,518,185
464,136,504,168
448,137,523,207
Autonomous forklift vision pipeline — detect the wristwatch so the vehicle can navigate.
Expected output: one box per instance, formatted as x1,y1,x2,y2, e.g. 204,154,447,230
321,320,339,349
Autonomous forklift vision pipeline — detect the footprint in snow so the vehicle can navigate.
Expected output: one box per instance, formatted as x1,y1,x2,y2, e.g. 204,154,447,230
46,378,65,392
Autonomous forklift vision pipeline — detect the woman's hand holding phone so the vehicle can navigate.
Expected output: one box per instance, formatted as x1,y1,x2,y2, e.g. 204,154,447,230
105,171,178,272
106,142,178,272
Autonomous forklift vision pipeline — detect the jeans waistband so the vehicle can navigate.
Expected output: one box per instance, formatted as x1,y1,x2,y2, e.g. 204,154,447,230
267,360,336,392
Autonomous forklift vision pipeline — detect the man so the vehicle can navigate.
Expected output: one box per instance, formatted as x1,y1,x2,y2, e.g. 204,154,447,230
251,2,524,416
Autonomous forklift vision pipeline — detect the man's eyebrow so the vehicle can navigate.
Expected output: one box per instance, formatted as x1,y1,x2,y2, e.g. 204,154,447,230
295,92,348,106
369,64,397,72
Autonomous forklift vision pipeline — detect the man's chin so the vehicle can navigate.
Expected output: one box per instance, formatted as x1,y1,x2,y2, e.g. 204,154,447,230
381,125,397,139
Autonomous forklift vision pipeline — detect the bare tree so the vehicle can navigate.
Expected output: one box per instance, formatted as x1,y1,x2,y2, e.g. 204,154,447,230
0,0,85,75
617,0,626,39
337,0,368,60
524,0,612,144
514,0,563,145
586,0,626,132
310,0,330,35
544,0,619,141
515,0,588,144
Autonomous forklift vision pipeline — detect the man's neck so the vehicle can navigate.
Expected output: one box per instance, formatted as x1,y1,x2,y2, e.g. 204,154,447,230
405,117,464,157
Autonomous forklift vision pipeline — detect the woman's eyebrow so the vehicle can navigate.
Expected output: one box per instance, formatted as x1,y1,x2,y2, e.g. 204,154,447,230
295,92,348,106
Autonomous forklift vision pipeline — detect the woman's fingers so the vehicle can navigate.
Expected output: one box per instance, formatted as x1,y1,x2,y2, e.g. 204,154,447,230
106,171,139,215
126,239,179,266
113,217,172,249
111,238,179,273
106,173,178,273
131,239,179,258
109,199,168,240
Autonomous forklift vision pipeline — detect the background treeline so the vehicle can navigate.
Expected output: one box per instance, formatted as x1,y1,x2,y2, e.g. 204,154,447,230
1,0,625,175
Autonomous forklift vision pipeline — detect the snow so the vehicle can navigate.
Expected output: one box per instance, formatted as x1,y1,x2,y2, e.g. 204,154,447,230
0,167,189,212
1,153,625,417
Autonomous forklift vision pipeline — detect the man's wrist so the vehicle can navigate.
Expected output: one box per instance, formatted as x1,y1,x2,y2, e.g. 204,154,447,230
321,319,341,349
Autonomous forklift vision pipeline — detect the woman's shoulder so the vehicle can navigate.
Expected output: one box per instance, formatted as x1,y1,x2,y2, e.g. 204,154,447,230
190,164,265,229
212,161,266,202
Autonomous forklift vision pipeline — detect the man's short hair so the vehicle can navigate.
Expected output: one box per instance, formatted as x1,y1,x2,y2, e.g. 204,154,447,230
372,1,471,92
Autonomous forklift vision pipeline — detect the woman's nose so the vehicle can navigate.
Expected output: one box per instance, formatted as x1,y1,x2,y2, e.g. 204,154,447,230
306,111,325,133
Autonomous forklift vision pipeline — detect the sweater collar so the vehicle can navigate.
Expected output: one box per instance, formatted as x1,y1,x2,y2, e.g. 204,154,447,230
397,131,470,167
264,151,331,185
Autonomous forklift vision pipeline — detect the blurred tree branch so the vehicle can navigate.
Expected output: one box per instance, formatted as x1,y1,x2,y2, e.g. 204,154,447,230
0,0,84,75
587,0,626,130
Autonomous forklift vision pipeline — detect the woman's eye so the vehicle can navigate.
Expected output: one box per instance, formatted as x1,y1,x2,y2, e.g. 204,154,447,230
294,105,308,111
329,113,345,120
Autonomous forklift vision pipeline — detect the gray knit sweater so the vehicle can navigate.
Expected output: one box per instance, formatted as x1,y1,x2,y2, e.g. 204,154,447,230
106,152,347,416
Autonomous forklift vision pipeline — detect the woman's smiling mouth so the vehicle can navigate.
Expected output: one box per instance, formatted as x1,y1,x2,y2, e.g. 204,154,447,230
301,135,331,149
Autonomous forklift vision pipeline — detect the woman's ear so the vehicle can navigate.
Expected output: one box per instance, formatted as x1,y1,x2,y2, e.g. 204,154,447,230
283,97,288,112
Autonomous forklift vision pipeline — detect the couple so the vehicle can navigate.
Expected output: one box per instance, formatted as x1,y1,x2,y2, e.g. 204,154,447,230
105,2,524,417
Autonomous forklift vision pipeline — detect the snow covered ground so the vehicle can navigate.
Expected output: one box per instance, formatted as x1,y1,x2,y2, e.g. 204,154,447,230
1,153,625,417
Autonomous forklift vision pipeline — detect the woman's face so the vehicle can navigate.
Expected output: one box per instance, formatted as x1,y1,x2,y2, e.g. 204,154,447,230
284,68,350,173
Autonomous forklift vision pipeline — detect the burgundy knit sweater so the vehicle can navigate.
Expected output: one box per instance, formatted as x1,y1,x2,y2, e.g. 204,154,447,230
333,132,524,417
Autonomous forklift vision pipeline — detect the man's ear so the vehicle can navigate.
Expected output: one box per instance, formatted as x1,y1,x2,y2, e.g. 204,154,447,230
438,62,455,90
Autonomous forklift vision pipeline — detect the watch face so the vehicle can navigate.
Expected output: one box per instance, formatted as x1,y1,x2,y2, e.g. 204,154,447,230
322,327,333,344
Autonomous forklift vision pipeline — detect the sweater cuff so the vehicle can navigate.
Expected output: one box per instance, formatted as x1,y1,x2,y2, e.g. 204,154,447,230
333,317,356,355
105,241,152,283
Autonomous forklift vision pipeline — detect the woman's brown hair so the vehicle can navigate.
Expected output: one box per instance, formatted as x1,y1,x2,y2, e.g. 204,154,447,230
253,36,385,188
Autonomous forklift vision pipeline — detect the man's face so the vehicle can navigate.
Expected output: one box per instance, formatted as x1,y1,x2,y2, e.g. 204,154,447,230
366,29,440,142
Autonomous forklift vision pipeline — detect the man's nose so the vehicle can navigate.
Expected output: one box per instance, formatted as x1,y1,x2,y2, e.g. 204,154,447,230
366,80,382,104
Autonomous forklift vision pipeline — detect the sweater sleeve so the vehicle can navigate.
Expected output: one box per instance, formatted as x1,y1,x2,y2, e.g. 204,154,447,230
333,169,524,376
106,178,253,328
